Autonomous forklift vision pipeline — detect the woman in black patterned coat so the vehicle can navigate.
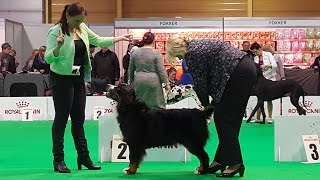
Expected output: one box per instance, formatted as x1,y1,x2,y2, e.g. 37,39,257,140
166,34,257,178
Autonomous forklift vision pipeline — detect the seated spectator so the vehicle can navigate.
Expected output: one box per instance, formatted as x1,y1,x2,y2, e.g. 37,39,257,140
179,59,193,85
10,49,20,68
23,49,39,72
0,43,16,74
0,42,11,60
31,46,49,74
167,67,181,88
6,49,18,74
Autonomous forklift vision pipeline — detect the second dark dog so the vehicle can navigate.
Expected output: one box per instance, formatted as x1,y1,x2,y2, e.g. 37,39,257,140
106,84,214,175
246,64,306,124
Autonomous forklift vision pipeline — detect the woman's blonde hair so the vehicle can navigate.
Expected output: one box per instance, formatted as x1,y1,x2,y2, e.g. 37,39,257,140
262,44,275,54
166,33,189,64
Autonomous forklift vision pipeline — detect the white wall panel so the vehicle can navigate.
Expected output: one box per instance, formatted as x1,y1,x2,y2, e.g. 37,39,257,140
23,24,51,50
0,0,42,10
0,19,5,45
88,24,115,51
22,23,52,70
0,12,43,24
0,0,43,23
13,23,23,71
5,21,14,45
4,20,24,71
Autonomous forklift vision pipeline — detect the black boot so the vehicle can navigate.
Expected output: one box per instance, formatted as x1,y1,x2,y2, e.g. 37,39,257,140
77,156,101,170
53,161,71,173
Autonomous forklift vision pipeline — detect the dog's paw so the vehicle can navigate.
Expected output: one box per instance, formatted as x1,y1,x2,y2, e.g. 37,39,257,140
194,168,201,175
194,167,207,175
123,167,130,175
123,167,135,175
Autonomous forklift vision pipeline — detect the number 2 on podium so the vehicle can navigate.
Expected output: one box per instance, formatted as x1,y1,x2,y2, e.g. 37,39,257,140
117,143,128,159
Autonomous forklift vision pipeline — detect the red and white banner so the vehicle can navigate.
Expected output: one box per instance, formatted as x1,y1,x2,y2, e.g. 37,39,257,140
0,95,315,121
0,97,48,121
281,96,320,116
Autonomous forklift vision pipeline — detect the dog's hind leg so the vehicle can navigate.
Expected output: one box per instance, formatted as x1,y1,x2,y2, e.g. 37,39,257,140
260,101,267,124
246,101,262,123
184,144,209,175
290,94,306,115
124,146,146,175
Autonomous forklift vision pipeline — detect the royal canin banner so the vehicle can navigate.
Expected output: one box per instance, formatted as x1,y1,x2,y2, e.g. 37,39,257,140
281,96,320,116
0,97,47,121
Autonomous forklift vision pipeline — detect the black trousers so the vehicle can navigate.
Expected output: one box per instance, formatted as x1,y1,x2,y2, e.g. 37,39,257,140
213,56,257,166
50,71,89,161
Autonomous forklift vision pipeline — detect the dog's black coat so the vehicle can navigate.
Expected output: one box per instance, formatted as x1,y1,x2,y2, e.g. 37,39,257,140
246,64,306,124
106,84,213,174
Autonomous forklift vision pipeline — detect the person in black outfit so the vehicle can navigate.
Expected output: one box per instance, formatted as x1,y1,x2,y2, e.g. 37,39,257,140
89,44,96,61
44,2,131,173
122,43,134,83
91,47,120,93
166,34,257,178
241,41,255,60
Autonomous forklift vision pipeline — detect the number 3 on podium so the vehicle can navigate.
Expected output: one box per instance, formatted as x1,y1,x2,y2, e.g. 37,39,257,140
309,143,319,161
302,135,320,163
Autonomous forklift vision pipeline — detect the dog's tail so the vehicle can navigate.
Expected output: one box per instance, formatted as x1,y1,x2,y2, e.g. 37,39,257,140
204,106,214,119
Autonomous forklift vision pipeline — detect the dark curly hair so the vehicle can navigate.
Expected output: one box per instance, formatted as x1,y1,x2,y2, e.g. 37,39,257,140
141,32,155,45
250,42,261,51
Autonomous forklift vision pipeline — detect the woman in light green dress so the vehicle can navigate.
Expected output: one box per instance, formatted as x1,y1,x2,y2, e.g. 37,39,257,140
129,32,170,109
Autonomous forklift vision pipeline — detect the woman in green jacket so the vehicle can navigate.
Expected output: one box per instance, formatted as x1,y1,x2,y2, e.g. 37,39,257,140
45,2,131,173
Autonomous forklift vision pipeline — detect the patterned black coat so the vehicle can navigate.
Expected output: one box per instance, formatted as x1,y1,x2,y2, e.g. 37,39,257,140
185,39,246,105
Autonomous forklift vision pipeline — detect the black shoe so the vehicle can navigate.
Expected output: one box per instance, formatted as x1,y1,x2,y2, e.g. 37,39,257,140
53,161,71,173
216,164,245,178
77,157,101,170
208,164,226,174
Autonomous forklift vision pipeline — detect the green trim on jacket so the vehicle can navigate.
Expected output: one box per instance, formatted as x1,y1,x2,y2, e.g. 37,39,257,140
44,23,113,82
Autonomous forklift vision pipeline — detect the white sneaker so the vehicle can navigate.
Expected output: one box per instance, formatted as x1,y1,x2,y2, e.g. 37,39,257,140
267,118,273,124
250,119,263,123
